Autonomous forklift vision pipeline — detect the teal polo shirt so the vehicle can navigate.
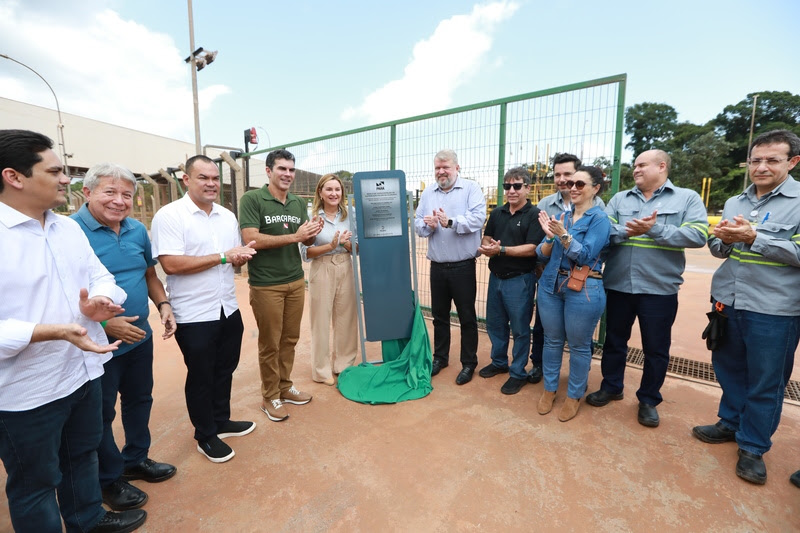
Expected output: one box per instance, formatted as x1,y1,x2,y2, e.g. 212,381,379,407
71,204,156,356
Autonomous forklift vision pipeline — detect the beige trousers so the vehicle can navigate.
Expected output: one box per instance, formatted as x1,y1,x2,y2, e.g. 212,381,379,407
249,278,306,401
308,254,358,381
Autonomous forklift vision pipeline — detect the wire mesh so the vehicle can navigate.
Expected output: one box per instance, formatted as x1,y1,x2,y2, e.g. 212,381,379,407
253,75,626,324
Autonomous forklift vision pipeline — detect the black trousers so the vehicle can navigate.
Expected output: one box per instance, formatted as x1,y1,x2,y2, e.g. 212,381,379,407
430,259,478,368
174,308,244,442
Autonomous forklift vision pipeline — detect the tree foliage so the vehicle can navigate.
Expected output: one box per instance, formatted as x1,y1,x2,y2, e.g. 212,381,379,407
624,102,678,158
622,91,799,211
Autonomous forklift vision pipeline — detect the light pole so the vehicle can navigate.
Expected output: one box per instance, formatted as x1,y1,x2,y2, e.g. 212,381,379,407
185,0,217,155
1,53,72,206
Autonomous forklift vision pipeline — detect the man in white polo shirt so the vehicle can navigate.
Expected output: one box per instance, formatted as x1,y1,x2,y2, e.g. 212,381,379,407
151,155,257,463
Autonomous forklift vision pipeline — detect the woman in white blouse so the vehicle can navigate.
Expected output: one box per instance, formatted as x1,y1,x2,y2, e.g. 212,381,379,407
301,174,359,385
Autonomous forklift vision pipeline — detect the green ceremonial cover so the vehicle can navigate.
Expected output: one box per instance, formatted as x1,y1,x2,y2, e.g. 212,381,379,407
337,304,433,404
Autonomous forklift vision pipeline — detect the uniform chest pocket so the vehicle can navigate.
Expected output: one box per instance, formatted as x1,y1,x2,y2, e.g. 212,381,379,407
655,208,680,226
757,222,795,240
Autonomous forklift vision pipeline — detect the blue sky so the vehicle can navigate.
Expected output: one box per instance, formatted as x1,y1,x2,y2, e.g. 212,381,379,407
2,0,798,159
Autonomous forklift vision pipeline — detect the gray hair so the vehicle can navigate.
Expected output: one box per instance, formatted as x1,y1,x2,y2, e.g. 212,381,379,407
434,149,459,166
83,163,138,193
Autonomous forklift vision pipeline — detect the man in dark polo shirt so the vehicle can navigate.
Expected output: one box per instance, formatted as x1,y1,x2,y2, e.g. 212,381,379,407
478,167,545,394
239,150,322,422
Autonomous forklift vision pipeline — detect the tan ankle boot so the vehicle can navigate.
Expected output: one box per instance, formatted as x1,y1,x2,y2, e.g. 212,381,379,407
558,397,580,422
538,390,557,415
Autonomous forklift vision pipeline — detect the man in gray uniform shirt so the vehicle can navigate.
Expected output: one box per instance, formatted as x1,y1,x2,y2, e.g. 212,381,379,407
693,130,800,486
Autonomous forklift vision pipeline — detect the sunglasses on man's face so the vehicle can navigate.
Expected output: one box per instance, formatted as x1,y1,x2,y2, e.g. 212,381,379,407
502,182,526,191
564,180,589,190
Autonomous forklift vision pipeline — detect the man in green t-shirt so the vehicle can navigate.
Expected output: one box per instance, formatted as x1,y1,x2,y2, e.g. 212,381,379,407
239,150,322,422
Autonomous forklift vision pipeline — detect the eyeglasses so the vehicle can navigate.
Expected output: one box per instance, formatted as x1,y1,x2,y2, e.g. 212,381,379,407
747,158,790,167
564,180,589,190
503,182,527,191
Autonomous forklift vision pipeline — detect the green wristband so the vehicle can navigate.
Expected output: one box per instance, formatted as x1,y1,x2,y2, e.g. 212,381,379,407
220,252,227,265
100,321,107,328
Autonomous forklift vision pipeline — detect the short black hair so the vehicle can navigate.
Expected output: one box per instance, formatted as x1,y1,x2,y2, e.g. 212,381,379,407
504,167,531,185
575,165,605,194
552,153,581,170
0,129,53,193
750,129,800,158
185,155,215,176
266,149,295,170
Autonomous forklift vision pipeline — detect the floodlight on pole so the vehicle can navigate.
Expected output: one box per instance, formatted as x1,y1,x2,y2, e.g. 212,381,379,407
185,0,218,154
1,53,73,206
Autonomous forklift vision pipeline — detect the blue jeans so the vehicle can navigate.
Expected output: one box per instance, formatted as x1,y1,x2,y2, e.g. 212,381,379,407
98,337,154,487
537,275,606,399
601,290,678,406
486,272,535,380
712,303,800,455
0,379,105,533
530,295,544,368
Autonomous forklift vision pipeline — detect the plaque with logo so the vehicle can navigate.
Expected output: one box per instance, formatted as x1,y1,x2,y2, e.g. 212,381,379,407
360,178,402,238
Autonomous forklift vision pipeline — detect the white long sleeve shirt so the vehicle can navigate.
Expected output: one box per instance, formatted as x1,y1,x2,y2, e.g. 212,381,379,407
0,202,127,411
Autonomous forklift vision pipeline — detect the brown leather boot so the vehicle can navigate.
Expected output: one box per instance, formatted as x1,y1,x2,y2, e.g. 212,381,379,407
558,397,580,422
538,390,557,415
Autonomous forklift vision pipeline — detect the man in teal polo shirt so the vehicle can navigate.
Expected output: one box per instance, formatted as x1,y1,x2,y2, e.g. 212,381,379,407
72,163,177,513
240,150,322,422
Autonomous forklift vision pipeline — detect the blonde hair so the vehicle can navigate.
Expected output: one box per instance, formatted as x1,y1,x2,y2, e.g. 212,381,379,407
312,173,347,220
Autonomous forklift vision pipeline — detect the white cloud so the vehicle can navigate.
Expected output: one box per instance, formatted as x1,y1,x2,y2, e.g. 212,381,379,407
341,1,519,124
0,2,229,141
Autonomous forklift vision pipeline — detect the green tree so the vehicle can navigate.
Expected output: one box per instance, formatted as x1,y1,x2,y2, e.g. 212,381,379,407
624,102,679,158
669,131,734,209
712,91,800,163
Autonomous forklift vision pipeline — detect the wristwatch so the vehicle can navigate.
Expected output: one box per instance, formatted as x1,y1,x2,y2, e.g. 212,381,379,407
446,218,454,228
559,233,572,247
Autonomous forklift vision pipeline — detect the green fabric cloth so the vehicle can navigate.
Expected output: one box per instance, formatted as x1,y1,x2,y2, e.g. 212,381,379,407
337,303,433,404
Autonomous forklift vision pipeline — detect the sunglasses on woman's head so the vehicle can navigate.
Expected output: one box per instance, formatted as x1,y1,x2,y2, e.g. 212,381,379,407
502,182,526,191
565,180,589,190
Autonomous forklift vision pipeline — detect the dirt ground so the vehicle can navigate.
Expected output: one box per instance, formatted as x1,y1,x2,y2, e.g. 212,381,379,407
2,248,799,532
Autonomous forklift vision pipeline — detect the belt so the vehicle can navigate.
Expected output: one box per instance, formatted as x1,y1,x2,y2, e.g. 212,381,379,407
431,259,475,268
558,268,603,279
493,271,528,280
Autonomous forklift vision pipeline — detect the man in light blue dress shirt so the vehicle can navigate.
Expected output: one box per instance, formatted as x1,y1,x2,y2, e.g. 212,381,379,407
414,149,486,385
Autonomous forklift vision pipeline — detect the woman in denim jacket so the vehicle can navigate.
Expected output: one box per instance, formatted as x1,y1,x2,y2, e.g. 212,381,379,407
535,166,610,421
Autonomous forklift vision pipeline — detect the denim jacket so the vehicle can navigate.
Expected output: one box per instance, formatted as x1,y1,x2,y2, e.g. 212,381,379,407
536,205,611,295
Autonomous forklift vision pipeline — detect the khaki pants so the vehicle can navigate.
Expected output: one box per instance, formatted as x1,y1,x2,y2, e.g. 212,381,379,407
249,278,305,401
308,254,358,381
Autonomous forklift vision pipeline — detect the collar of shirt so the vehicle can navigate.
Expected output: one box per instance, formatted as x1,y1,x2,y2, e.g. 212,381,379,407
630,178,674,199
181,193,223,216
0,200,30,229
501,199,532,214
742,175,800,202
433,175,464,193
75,203,134,234
318,208,342,223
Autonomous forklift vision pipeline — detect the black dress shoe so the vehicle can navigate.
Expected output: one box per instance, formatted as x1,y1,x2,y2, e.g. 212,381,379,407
637,402,659,428
455,366,474,385
431,358,448,377
692,421,737,444
101,479,148,511
122,458,177,483
736,449,767,485
501,376,527,395
89,510,147,533
478,363,508,378
585,389,624,407
789,470,800,488
526,365,543,384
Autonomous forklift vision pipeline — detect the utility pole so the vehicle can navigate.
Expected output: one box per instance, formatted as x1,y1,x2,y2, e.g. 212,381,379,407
744,94,759,192
187,0,201,154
